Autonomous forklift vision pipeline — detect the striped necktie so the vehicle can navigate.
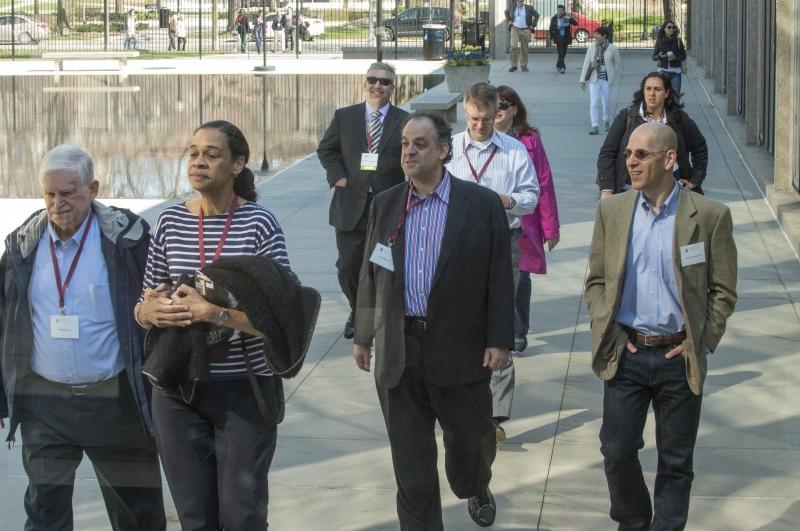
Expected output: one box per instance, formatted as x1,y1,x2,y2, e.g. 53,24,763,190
368,110,382,153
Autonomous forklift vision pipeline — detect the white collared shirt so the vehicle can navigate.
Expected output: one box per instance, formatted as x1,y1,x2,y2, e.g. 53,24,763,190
365,101,390,127
446,129,539,229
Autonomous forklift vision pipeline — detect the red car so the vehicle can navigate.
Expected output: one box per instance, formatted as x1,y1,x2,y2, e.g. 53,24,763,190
534,12,603,45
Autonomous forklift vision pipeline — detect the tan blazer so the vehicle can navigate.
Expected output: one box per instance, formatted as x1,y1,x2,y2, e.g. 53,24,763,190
584,189,738,395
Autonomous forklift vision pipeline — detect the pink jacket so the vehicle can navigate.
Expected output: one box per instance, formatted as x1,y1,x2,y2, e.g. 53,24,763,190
516,131,560,274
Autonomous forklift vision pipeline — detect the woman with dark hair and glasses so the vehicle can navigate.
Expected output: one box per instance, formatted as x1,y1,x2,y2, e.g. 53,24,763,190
494,85,560,439
596,71,708,198
653,20,687,97
135,120,290,529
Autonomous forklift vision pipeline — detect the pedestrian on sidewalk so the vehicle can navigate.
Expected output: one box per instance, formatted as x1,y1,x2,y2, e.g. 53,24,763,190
168,13,177,51
271,10,285,52
596,71,708,198
446,82,539,443
235,9,250,53
494,85,560,378
317,63,408,340
653,20,687,99
252,12,264,54
353,111,514,529
548,5,577,73
505,0,539,72
123,9,138,50
585,121,738,531
579,26,621,135
176,14,187,51
136,120,291,530
284,7,294,51
0,144,166,531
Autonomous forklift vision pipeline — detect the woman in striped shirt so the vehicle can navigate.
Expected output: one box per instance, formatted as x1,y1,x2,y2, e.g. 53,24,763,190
135,120,289,530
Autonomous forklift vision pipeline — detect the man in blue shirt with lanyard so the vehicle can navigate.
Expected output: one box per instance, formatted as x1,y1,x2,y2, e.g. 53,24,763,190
354,112,514,528
0,145,165,530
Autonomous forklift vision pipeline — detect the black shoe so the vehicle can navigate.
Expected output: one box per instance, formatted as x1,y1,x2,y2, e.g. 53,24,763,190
343,316,355,339
508,66,517,72
468,489,496,527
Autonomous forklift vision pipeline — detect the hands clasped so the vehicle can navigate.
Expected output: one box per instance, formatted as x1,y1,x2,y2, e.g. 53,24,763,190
139,282,214,328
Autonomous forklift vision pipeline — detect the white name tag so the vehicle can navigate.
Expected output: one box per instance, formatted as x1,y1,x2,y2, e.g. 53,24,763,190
369,243,395,272
680,242,705,267
360,153,379,172
50,314,79,339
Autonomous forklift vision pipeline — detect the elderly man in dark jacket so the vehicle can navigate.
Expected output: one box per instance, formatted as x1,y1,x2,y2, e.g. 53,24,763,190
0,144,165,531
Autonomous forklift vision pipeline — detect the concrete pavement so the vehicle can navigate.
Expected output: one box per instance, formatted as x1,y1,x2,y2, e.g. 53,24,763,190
1,51,799,530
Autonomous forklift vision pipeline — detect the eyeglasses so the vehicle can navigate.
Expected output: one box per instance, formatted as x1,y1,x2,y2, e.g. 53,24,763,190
366,76,393,86
665,25,675,29
497,101,514,110
624,149,668,161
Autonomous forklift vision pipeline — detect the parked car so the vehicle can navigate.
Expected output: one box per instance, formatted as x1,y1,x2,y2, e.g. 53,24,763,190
383,7,460,42
0,14,50,44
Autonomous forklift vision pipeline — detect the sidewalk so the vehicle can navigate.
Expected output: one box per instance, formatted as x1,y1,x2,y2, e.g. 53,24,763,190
2,51,799,530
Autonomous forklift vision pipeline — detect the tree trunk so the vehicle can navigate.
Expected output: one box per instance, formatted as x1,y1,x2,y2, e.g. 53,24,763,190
115,0,122,16
662,0,677,21
34,0,39,15
212,0,219,51
227,0,237,32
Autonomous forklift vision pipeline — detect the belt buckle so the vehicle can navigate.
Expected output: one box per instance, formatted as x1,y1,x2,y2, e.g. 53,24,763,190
70,384,90,396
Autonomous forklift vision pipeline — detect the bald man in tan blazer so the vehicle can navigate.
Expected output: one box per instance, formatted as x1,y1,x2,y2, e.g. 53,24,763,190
585,122,737,530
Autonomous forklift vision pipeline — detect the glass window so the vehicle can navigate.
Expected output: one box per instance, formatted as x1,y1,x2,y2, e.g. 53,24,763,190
398,9,417,21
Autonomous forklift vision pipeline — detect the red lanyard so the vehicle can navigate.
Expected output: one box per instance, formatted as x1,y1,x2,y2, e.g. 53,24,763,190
388,187,426,246
49,210,94,313
463,138,499,183
198,196,238,268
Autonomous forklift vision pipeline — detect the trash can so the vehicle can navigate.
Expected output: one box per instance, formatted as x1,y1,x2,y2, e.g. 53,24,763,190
159,8,171,29
462,19,485,46
422,24,447,60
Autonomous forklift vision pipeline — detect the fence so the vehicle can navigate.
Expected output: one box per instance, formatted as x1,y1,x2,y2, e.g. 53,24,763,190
0,1,688,59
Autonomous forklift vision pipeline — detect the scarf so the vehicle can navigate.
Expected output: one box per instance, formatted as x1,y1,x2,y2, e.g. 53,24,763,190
593,40,608,69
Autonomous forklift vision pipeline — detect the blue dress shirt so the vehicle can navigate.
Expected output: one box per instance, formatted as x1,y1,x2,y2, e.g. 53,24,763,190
29,212,124,384
616,183,685,335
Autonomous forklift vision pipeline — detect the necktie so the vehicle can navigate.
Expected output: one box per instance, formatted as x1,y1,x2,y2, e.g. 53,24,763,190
369,110,382,153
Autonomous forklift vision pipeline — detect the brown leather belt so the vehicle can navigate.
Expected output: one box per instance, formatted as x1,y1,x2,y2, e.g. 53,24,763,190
634,330,687,347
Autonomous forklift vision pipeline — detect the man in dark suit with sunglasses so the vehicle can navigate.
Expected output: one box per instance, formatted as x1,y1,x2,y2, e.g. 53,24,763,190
318,62,409,339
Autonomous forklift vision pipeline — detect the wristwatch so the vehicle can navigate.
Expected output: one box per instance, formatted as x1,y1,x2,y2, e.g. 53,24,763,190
215,307,231,325
505,196,517,211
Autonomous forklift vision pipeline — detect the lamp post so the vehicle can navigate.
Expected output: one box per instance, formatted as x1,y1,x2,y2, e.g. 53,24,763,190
254,1,274,71
260,75,269,172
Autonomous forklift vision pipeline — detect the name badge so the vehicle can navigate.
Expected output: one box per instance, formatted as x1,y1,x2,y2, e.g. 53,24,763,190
369,243,394,272
680,242,705,267
51,315,79,339
360,153,379,172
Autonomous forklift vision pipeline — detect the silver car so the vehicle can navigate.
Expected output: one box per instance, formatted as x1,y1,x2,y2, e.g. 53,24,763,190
0,14,51,44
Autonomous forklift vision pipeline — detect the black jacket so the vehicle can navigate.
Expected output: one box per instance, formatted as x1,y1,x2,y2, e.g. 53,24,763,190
549,14,578,44
596,106,709,194
505,4,539,29
354,176,514,388
652,36,686,69
317,102,409,232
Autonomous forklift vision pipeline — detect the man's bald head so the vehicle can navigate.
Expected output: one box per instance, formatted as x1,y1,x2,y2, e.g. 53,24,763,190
630,121,678,152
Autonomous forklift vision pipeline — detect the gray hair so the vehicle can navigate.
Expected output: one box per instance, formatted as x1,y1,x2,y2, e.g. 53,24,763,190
367,61,396,81
39,144,95,186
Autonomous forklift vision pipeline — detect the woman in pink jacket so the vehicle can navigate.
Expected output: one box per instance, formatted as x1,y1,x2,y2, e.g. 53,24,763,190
495,85,561,354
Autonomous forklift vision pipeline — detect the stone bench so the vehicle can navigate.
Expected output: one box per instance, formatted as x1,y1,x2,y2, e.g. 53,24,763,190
41,51,140,75
409,92,460,123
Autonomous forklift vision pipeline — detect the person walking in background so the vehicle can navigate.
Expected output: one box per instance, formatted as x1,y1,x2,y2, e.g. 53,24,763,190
284,7,294,51
579,26,621,134
493,85,560,380
123,9,138,50
176,14,187,51
504,0,539,73
317,62,409,340
353,111,514,529
272,10,285,53
597,71,708,198
0,144,166,531
446,82,539,443
136,121,291,530
653,21,687,98
549,5,577,73
235,9,250,53
585,122,737,531
252,12,264,54
168,13,177,51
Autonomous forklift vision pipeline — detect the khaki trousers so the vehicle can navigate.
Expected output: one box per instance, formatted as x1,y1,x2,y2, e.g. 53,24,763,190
509,27,532,68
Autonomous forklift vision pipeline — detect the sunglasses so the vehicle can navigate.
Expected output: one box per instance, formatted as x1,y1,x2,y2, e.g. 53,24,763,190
624,149,668,161
497,101,514,110
366,76,393,86
665,25,675,29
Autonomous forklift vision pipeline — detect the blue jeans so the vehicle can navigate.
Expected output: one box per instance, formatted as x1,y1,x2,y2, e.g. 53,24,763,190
600,343,702,531
661,70,682,98
514,270,531,338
